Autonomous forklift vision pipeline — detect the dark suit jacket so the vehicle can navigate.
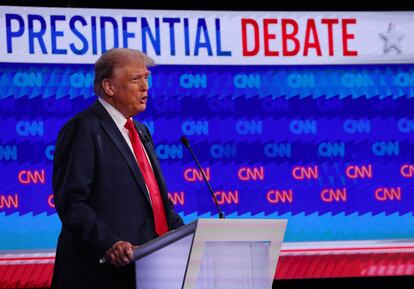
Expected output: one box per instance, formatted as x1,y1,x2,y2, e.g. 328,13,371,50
51,100,184,289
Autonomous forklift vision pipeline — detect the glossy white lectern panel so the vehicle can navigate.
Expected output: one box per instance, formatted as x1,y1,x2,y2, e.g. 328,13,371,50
133,219,287,289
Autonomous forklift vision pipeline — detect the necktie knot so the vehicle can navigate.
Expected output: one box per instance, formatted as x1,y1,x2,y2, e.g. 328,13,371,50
124,118,135,131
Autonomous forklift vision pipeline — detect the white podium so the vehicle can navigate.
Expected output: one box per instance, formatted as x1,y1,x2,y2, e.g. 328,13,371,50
133,219,287,289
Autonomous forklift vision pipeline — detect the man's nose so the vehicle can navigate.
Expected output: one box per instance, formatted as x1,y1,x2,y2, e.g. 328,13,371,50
141,80,149,91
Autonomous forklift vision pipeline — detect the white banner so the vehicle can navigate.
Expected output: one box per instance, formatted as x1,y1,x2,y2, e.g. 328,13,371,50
1,6,413,64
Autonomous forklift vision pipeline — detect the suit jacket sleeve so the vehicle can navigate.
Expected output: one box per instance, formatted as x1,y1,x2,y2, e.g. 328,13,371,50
53,117,120,261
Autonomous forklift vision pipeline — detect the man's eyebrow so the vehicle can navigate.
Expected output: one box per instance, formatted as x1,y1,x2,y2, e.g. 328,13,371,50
131,71,151,77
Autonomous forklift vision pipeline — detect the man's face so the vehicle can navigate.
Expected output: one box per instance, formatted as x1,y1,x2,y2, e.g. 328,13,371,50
105,59,150,118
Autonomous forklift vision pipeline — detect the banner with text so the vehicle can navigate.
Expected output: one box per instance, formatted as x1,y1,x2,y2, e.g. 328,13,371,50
1,7,414,64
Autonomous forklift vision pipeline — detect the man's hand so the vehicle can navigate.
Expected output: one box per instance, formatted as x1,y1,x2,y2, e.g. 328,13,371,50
105,241,138,267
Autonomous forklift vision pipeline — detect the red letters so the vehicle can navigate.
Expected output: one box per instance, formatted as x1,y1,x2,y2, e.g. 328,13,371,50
48,194,55,208
342,19,358,56
303,19,322,56
263,19,279,56
282,19,299,56
321,18,339,56
241,19,260,56
241,17,358,57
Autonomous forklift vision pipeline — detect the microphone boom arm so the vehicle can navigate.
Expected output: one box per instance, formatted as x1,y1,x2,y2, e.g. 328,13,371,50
181,136,225,219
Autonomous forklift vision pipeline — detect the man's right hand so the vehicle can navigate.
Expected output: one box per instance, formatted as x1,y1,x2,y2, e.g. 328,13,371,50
105,241,138,267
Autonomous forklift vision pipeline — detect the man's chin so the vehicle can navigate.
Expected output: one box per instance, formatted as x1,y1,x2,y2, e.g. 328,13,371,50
134,105,147,115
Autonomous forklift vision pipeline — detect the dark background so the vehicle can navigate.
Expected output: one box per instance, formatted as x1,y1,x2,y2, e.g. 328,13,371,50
2,0,414,11
2,0,414,288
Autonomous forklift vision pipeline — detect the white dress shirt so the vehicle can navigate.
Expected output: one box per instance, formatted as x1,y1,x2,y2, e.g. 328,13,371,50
98,97,154,201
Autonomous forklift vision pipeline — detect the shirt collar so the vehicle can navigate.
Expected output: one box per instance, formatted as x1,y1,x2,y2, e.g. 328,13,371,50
98,97,131,130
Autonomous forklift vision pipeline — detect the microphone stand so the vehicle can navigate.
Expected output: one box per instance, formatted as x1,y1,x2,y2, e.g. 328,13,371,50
181,136,225,219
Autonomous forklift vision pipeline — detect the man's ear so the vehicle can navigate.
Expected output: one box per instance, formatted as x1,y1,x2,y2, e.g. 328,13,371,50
102,79,115,97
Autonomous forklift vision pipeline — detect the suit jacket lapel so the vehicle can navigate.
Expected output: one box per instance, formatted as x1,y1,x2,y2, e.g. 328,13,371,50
137,127,170,207
90,101,152,206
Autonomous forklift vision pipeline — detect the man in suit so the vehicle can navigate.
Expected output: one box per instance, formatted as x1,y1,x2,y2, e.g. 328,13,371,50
52,48,184,289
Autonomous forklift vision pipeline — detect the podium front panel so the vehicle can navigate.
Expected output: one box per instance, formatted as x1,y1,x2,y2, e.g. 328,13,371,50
135,234,193,289
196,241,272,289
183,219,286,289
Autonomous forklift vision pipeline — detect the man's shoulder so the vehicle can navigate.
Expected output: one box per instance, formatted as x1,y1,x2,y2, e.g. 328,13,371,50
72,105,98,122
60,102,101,133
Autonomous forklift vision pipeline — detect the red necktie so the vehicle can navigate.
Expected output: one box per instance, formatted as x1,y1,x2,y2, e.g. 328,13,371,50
124,119,168,236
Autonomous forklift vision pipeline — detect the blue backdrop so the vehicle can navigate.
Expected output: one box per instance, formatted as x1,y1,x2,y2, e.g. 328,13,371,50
0,63,413,249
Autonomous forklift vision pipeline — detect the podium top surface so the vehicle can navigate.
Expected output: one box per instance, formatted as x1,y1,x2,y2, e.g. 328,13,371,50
133,220,197,260
133,218,287,260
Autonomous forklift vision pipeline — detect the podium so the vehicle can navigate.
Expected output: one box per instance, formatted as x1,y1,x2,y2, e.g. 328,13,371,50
133,219,287,289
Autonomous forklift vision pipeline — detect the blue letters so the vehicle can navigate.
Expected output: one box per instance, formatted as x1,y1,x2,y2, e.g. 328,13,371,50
28,14,47,54
141,18,160,55
194,19,212,56
70,16,88,55
6,14,24,53
122,17,137,47
100,17,119,53
163,18,180,56
51,15,67,54
215,19,231,56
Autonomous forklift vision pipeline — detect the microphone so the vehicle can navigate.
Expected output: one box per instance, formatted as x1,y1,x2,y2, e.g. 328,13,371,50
180,136,225,219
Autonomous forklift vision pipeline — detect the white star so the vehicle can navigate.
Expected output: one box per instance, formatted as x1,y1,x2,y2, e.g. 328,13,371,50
379,23,404,54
